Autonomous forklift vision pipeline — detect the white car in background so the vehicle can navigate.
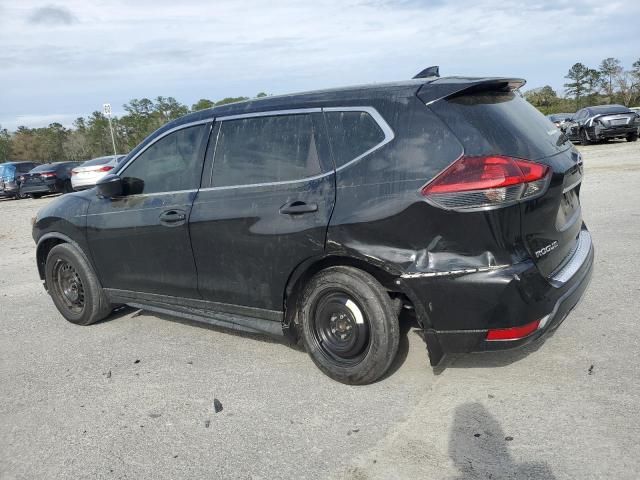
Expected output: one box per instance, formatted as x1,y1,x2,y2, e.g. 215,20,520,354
71,155,126,191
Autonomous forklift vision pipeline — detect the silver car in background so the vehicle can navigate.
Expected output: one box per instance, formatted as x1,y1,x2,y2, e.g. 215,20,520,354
71,155,126,191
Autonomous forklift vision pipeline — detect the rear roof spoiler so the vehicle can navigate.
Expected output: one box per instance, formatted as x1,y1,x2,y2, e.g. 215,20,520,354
417,77,526,105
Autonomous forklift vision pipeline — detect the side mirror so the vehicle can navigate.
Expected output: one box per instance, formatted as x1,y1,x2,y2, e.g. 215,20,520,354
96,174,122,198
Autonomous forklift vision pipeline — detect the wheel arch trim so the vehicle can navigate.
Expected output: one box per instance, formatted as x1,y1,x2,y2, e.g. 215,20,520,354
36,232,98,285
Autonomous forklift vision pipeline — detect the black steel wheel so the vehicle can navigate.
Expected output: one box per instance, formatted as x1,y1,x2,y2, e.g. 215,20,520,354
51,258,86,315
45,243,112,325
310,290,370,366
299,266,400,385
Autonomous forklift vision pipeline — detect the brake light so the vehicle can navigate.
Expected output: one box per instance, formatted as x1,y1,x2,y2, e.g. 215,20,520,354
486,319,541,341
421,155,549,210
98,166,114,172
40,172,56,178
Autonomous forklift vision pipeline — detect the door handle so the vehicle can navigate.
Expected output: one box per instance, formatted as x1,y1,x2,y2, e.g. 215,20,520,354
159,209,187,226
279,201,318,215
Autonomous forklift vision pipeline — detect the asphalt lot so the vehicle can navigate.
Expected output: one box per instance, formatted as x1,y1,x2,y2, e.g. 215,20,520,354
1,140,639,479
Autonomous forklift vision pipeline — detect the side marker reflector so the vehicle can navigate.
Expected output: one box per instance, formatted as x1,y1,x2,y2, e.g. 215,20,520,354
486,319,541,341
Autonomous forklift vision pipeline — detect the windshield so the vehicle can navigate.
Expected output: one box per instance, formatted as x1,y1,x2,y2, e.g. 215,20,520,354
0,164,16,180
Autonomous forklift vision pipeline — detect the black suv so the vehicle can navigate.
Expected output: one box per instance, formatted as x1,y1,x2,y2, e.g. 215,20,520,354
32,73,594,384
0,161,38,198
21,161,80,198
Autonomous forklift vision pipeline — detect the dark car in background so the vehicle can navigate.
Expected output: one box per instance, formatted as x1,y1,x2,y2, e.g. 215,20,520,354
32,72,593,384
565,105,639,144
0,162,39,199
20,162,81,198
547,113,573,130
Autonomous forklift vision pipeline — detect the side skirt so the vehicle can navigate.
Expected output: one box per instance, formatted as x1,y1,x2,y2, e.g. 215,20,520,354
104,288,286,337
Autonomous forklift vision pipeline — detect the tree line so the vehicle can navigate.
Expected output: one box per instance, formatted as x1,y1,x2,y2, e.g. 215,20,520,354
0,93,267,163
2,57,639,164
524,57,640,114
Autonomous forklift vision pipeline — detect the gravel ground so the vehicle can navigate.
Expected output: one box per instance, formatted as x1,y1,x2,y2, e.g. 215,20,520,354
1,139,639,479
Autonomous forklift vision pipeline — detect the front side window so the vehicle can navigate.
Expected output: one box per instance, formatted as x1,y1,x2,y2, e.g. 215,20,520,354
120,125,207,195
324,111,386,167
212,114,322,187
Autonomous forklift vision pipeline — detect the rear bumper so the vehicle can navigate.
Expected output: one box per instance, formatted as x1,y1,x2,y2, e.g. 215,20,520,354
587,125,637,140
0,182,19,197
20,182,61,195
401,228,594,365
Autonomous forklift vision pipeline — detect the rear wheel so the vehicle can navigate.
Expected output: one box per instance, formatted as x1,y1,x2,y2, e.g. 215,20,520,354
31,193,43,199
299,266,399,385
579,129,592,145
45,243,112,326
627,132,638,142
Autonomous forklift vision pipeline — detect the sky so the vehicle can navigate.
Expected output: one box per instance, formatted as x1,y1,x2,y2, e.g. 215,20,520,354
0,0,638,131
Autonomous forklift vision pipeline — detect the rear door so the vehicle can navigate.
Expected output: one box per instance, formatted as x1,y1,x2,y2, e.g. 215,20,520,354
86,122,210,298
190,110,335,312
428,88,584,277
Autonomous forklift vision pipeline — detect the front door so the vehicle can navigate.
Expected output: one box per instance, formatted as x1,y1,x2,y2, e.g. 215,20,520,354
189,111,335,312
86,122,211,298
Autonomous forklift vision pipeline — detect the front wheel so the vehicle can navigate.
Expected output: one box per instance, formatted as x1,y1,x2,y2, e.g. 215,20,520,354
299,266,399,385
627,132,638,142
45,243,112,325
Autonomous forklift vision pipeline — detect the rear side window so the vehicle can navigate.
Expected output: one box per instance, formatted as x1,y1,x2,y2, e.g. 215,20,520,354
212,114,322,187
120,124,207,195
324,111,385,167
430,91,571,160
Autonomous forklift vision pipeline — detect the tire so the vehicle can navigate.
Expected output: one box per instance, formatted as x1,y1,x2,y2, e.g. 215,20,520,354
627,132,638,142
63,180,73,193
579,129,592,145
45,243,112,326
31,193,43,199
298,266,400,385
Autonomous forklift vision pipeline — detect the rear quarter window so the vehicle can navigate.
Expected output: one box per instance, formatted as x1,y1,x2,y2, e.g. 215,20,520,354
430,91,571,160
324,111,386,167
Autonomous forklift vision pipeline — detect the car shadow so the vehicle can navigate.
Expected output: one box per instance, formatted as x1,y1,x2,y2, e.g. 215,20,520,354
107,305,420,378
449,402,557,479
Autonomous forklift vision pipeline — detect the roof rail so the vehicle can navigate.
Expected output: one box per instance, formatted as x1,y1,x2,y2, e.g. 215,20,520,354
413,66,440,79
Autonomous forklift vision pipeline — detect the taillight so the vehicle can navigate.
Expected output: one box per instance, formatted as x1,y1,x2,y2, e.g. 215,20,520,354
40,172,57,178
71,169,78,176
421,155,550,211
486,319,541,341
98,166,114,172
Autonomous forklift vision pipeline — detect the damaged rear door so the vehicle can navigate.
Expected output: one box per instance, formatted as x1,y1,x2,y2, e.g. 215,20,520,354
189,110,335,312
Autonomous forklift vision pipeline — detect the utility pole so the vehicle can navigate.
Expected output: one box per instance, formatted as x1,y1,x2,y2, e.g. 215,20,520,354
102,103,118,158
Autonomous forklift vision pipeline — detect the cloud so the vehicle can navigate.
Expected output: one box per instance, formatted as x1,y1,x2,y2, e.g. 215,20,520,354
27,5,77,25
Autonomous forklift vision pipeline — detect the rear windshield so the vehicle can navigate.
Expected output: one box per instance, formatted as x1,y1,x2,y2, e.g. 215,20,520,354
82,156,114,167
30,164,56,172
430,91,571,160
588,105,631,115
